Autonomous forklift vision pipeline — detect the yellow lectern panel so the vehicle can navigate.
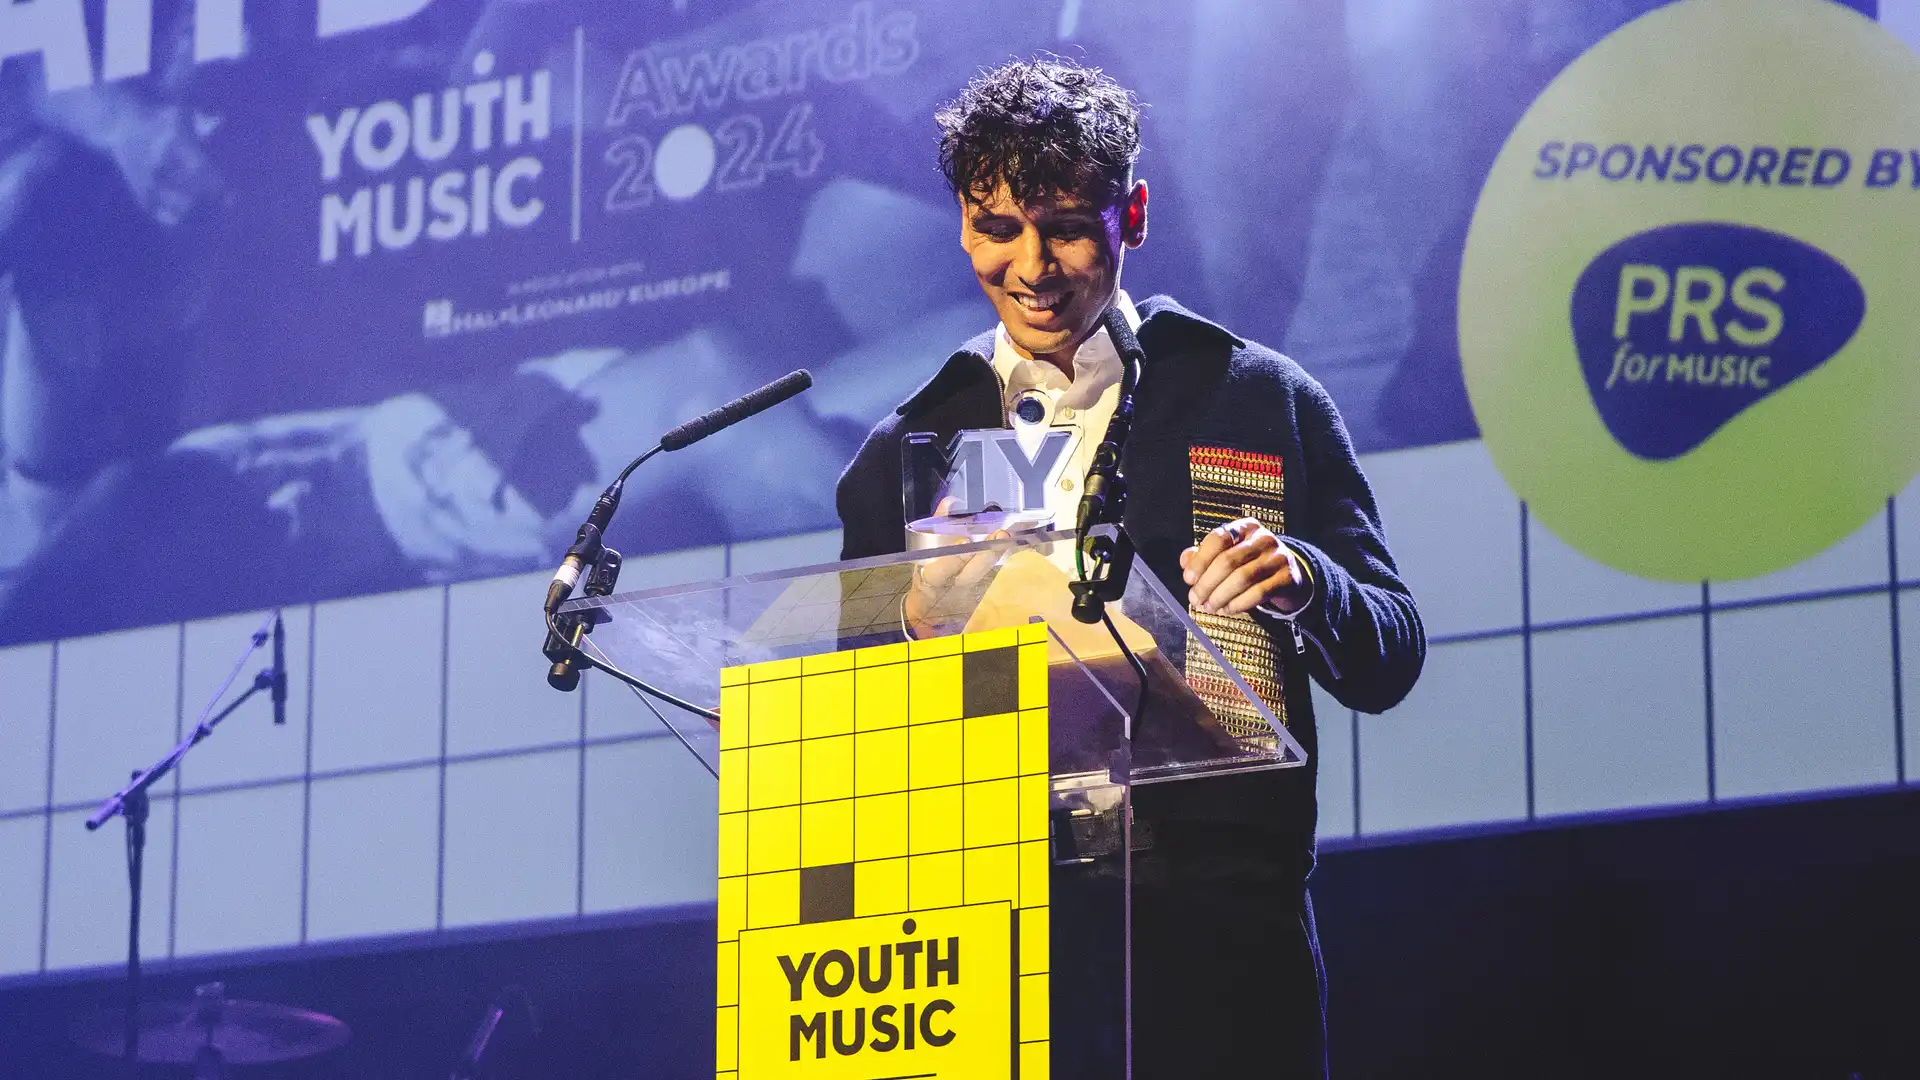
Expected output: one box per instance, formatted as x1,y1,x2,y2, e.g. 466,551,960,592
717,624,1051,1080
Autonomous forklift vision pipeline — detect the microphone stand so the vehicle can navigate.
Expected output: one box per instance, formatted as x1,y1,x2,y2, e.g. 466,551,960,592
84,611,286,1075
450,984,539,1080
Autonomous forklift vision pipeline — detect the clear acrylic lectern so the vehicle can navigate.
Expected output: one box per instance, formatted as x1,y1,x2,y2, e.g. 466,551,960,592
557,526,1306,1078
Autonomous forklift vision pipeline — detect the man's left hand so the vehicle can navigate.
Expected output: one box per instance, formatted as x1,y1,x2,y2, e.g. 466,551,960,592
1180,517,1311,616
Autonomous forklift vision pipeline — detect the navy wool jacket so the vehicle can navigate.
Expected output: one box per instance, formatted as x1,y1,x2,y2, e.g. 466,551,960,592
836,295,1424,876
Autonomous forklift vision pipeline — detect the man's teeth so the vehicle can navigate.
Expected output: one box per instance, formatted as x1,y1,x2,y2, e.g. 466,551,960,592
1016,292,1065,311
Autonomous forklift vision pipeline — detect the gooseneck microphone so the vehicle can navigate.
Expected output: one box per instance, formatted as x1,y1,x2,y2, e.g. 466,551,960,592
542,371,813,719
542,369,815,616
659,368,814,451
1071,306,1147,623
1068,306,1153,739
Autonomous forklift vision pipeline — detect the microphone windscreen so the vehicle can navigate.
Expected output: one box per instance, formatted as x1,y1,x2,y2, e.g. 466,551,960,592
1102,306,1146,365
659,370,813,451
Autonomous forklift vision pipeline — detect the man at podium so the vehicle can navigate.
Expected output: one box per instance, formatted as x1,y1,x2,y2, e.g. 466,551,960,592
836,57,1425,1078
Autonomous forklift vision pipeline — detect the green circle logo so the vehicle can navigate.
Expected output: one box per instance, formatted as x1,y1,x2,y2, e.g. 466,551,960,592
1460,0,1920,581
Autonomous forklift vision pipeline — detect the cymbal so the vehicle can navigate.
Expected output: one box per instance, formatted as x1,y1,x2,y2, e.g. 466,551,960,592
69,997,350,1065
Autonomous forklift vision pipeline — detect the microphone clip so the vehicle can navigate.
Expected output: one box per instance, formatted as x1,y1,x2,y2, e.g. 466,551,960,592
1069,516,1136,624
543,548,622,691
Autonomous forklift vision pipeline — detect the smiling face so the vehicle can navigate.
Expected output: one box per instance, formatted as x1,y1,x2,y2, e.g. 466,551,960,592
961,178,1147,368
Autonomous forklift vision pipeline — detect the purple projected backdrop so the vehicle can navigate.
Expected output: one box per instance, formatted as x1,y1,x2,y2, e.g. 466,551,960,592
0,0,1874,644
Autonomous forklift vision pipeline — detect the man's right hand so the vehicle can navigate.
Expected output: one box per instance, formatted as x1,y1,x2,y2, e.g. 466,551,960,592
902,496,1011,635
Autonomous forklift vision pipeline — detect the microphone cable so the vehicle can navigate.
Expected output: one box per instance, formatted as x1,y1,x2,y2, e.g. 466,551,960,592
1098,607,1149,744
543,584,721,722
578,633,720,779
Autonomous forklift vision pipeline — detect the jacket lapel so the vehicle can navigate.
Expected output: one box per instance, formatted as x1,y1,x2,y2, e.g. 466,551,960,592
896,329,998,419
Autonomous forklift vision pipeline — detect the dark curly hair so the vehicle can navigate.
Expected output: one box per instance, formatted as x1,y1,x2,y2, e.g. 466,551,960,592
936,56,1142,207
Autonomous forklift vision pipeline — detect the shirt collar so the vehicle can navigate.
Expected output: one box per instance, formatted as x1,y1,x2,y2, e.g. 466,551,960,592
894,292,1238,419
990,290,1141,409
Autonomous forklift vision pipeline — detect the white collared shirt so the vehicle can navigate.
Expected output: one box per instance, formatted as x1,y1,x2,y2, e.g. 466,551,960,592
990,290,1141,570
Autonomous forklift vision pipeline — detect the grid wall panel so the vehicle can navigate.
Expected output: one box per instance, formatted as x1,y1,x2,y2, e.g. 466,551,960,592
1356,637,1529,834
726,530,843,576
582,737,719,914
1310,682,1356,841
1710,596,1898,800
5,447,1916,981
310,588,445,774
0,643,52,814
45,802,175,971
1530,616,1709,818
447,572,578,757
0,814,45,975
1525,517,1698,627
440,749,580,928
50,625,180,806
305,766,441,942
1897,473,1920,587
1358,440,1522,638
172,784,305,957
1900,590,1917,785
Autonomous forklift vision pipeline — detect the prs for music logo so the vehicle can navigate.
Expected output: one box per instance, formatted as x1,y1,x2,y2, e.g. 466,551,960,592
1458,0,1920,582
1570,222,1864,460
